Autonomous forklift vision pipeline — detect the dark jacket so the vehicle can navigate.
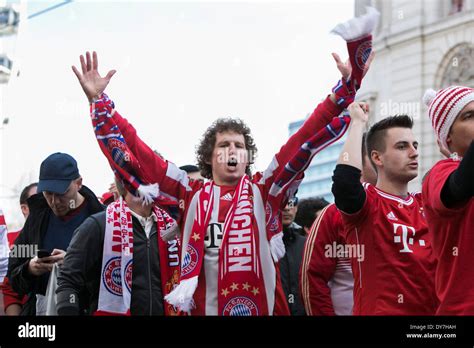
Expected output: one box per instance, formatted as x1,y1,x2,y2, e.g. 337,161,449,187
280,222,307,316
56,210,165,315
7,186,104,315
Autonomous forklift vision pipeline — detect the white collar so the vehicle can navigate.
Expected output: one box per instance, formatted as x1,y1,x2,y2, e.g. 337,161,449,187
129,209,158,225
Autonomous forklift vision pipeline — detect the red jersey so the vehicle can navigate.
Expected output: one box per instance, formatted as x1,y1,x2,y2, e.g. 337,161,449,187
422,158,474,315
340,183,438,315
301,204,353,315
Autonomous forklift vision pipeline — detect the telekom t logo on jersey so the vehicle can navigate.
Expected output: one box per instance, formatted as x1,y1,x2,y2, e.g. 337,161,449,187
392,223,426,253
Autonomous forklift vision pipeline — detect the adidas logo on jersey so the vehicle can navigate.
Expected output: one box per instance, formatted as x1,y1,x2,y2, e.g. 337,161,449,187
221,193,233,201
387,211,398,221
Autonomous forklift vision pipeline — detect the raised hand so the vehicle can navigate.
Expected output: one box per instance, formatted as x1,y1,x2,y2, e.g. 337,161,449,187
337,101,369,168
72,51,116,102
332,53,351,81
348,102,370,123
332,51,375,81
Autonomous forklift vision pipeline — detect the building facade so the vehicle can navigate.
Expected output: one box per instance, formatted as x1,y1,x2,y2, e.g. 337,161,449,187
355,0,474,191
289,0,474,202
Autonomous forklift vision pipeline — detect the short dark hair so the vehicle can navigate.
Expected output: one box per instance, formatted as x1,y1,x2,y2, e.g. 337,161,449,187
361,132,368,166
196,118,257,179
366,115,413,170
20,182,38,205
294,197,330,229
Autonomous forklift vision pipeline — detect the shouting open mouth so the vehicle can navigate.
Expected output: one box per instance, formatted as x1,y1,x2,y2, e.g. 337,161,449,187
227,157,238,167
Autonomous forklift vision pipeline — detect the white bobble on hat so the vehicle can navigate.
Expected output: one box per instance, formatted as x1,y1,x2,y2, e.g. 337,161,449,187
423,88,437,107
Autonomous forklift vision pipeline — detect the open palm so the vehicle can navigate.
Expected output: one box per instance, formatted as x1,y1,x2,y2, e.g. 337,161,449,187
332,51,375,81
72,51,116,102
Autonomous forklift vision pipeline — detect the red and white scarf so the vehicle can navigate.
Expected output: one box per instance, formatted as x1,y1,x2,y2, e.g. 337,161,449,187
96,198,182,315
166,176,269,315
331,7,379,107
165,115,352,315
91,94,159,204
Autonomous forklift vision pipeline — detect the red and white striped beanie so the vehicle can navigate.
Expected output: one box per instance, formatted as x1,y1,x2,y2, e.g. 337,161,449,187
423,86,474,149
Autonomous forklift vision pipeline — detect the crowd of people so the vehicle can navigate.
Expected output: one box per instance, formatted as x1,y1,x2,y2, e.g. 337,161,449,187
0,7,472,316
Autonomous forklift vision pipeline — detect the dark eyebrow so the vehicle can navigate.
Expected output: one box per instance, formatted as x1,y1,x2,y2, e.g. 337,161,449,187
394,141,418,148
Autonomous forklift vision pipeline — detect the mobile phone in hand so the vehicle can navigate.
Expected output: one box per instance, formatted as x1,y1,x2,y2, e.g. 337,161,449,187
37,249,52,259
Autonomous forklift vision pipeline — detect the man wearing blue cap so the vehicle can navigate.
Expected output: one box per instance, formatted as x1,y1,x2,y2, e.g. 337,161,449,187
7,152,104,315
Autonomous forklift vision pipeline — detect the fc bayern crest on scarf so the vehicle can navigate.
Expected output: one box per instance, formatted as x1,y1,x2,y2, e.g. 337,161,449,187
223,296,259,316
102,257,128,296
355,40,372,70
181,244,199,277
108,138,129,168
124,260,133,293
265,201,281,234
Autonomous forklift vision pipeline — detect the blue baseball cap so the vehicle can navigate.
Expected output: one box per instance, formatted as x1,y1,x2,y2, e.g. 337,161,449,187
37,153,80,194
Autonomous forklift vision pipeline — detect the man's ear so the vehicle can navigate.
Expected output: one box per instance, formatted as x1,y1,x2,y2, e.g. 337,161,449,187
20,204,29,217
303,226,310,234
371,150,383,168
76,177,83,190
446,133,452,150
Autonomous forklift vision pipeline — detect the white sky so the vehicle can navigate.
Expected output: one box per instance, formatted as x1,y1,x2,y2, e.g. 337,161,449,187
0,0,354,228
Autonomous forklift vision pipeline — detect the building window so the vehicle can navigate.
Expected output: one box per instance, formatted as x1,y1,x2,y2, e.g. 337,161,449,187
437,44,474,89
449,0,464,14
